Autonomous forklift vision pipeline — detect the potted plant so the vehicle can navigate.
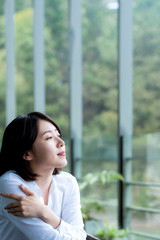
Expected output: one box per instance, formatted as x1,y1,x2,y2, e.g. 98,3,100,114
79,170,131,240
96,221,129,240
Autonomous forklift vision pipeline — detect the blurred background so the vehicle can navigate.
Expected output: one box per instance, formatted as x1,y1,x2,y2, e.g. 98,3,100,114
0,0,160,239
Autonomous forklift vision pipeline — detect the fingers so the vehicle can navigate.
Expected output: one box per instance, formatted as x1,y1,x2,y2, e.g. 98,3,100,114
7,206,22,213
11,212,25,217
7,207,27,217
5,201,20,210
0,193,23,200
4,201,29,217
20,184,35,196
4,201,26,217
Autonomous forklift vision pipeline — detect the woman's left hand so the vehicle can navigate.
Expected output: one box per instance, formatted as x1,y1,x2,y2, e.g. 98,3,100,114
1,184,45,218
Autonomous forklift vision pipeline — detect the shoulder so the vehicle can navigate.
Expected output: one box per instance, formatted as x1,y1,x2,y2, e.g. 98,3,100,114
0,170,24,183
53,171,77,186
0,170,28,193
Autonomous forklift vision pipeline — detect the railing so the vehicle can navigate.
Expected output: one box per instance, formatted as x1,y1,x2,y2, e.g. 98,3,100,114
122,133,160,240
71,133,160,239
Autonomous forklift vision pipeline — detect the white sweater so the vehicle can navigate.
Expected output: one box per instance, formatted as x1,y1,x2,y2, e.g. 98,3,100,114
0,170,86,240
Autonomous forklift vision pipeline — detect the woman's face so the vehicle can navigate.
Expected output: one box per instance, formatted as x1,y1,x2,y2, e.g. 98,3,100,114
27,119,67,173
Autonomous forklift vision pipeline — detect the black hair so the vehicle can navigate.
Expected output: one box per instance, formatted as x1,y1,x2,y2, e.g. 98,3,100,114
0,112,61,181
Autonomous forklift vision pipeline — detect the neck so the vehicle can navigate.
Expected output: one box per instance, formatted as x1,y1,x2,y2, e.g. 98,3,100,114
36,170,53,192
36,171,54,205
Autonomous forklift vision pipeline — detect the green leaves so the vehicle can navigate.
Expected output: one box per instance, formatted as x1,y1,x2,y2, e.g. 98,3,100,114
81,198,107,222
79,170,124,191
96,221,129,239
79,170,124,223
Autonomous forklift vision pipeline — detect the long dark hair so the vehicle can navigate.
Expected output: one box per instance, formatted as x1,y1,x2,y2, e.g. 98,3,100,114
0,112,61,181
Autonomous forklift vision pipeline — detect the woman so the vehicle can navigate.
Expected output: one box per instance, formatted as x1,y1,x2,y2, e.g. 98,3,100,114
0,112,87,240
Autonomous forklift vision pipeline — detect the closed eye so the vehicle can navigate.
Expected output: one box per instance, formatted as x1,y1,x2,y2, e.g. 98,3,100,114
46,136,53,140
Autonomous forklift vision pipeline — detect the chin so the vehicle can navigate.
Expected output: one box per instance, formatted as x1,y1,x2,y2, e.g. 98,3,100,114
57,159,68,168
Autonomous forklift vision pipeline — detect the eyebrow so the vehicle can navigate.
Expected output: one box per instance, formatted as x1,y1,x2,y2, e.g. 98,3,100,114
42,130,52,136
42,129,59,136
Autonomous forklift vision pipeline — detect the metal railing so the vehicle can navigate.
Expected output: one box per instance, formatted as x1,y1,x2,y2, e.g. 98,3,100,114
120,135,160,240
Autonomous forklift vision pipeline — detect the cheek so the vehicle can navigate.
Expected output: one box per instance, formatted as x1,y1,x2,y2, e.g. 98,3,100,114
32,143,45,157
34,142,56,157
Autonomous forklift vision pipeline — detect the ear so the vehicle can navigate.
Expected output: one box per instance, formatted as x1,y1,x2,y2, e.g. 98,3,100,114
23,151,33,161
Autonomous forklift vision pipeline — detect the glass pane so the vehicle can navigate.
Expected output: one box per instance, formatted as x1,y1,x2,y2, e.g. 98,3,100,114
125,133,160,239
82,0,118,139
44,0,70,168
81,135,118,234
15,0,34,115
15,0,70,138
132,186,160,209
44,0,69,139
133,0,160,135
81,0,118,235
131,211,160,237
82,136,118,175
132,133,160,182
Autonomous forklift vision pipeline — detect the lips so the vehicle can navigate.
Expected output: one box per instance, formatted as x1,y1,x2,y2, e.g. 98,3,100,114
58,151,66,156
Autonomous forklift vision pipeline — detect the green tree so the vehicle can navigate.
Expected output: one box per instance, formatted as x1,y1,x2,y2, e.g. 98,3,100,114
1,0,160,140
133,0,160,134
82,0,118,137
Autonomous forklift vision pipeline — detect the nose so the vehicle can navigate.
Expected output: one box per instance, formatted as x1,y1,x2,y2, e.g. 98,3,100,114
57,138,65,148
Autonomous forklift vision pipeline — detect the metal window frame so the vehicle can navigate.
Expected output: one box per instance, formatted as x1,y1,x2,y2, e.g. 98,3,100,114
118,0,133,229
33,0,45,112
4,0,16,124
69,0,82,179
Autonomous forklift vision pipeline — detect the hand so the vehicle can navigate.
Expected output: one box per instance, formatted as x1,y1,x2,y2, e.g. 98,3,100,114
1,184,45,218
1,185,61,228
